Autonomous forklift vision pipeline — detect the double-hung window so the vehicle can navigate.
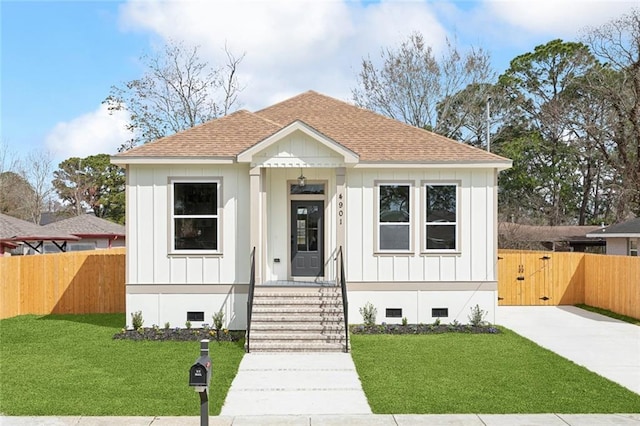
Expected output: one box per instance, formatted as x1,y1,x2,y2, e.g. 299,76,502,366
377,183,411,251
424,183,458,251
630,238,638,256
171,179,220,253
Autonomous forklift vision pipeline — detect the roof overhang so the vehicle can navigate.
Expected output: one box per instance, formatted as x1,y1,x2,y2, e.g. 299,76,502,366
586,232,640,238
8,234,81,242
111,156,236,166
237,120,359,165
353,160,513,170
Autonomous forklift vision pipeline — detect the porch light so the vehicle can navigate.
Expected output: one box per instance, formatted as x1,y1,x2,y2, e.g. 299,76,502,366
298,169,306,187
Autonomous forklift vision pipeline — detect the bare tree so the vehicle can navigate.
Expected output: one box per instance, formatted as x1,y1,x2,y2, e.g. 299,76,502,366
582,9,640,219
352,32,495,137
105,40,245,150
22,150,54,224
0,143,52,224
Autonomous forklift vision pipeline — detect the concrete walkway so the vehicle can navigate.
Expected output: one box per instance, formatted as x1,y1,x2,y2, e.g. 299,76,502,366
220,352,371,415
497,305,640,395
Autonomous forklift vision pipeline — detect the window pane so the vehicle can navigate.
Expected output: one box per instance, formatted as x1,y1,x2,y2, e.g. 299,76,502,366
290,183,325,195
380,224,410,250
174,183,217,215
175,218,217,250
426,185,456,222
380,185,410,223
426,225,456,250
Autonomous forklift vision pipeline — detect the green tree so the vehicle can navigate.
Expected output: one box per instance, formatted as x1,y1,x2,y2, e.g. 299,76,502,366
52,154,125,224
498,39,599,225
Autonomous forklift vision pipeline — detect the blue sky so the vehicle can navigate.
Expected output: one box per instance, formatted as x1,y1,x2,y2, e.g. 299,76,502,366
1,0,637,167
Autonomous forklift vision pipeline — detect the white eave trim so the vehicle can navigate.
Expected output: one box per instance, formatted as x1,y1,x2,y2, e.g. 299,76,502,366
237,120,359,164
586,232,640,238
110,156,236,165
353,161,513,170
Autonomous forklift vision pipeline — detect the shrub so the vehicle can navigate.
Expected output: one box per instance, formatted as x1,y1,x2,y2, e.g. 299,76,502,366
359,302,377,326
213,310,224,331
401,317,408,326
131,311,143,330
185,320,192,330
468,304,488,327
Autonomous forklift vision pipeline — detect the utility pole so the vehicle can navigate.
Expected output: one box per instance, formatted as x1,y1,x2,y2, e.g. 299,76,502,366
486,97,491,152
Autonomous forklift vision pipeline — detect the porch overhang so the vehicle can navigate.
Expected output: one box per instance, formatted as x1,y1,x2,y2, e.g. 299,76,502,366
237,120,359,167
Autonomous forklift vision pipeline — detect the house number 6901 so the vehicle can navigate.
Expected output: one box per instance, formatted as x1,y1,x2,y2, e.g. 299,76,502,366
338,196,344,225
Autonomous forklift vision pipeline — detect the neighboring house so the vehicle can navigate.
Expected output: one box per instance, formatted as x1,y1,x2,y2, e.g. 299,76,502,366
42,214,125,252
586,217,640,256
499,222,605,252
112,91,512,331
0,213,80,255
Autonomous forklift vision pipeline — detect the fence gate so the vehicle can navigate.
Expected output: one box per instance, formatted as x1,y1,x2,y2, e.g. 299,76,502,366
498,252,554,305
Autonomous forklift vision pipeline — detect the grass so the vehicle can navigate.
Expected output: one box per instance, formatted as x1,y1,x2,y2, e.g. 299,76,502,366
0,314,245,416
3,314,640,416
575,304,640,325
350,328,640,414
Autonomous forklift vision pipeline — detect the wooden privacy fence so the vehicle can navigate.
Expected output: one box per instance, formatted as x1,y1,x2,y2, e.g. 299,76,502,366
1,248,638,320
498,250,640,319
0,248,125,319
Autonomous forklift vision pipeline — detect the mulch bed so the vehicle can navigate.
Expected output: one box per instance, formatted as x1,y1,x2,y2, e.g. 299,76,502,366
350,323,501,335
113,328,243,342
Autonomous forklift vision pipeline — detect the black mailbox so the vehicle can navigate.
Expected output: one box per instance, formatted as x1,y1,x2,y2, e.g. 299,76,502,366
189,357,211,387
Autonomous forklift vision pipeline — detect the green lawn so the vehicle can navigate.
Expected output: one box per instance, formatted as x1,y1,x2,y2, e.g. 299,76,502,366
350,329,640,414
575,304,640,325
0,314,245,416
3,315,640,416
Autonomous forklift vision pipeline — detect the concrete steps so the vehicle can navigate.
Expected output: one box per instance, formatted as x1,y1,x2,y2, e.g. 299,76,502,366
247,286,348,353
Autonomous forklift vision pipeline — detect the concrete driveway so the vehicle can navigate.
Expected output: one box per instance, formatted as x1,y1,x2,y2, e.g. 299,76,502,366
496,305,640,395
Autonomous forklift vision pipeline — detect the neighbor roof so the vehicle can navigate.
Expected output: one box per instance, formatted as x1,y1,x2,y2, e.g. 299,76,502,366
499,222,604,243
43,214,125,238
586,217,640,238
114,91,511,166
0,213,80,242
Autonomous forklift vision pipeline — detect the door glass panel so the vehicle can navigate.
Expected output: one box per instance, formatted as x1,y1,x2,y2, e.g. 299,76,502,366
295,205,321,252
290,184,325,195
297,207,307,251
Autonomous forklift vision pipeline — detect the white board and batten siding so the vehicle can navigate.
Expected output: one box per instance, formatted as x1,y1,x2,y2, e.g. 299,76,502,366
125,164,250,329
344,168,498,324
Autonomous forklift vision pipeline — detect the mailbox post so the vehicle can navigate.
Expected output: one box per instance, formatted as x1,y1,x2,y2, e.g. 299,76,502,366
189,339,212,426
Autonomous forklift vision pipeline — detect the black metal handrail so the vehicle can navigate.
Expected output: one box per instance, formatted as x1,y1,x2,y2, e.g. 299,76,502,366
337,246,349,353
245,247,256,353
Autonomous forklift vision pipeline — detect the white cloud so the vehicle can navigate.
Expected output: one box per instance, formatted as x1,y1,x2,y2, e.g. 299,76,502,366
486,0,636,38
45,104,130,162
118,0,447,110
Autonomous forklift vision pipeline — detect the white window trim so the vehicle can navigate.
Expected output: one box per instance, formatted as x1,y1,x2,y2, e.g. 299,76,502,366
629,238,638,256
168,177,222,256
421,181,460,254
374,181,414,254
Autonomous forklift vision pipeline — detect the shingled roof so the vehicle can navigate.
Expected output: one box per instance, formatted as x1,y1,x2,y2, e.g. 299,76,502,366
43,214,125,238
0,213,79,242
586,217,640,238
114,91,511,166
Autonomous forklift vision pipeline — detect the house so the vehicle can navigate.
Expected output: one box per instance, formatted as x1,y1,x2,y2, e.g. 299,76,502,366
498,222,605,252
586,217,639,256
111,91,511,335
0,213,80,255
42,214,125,251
